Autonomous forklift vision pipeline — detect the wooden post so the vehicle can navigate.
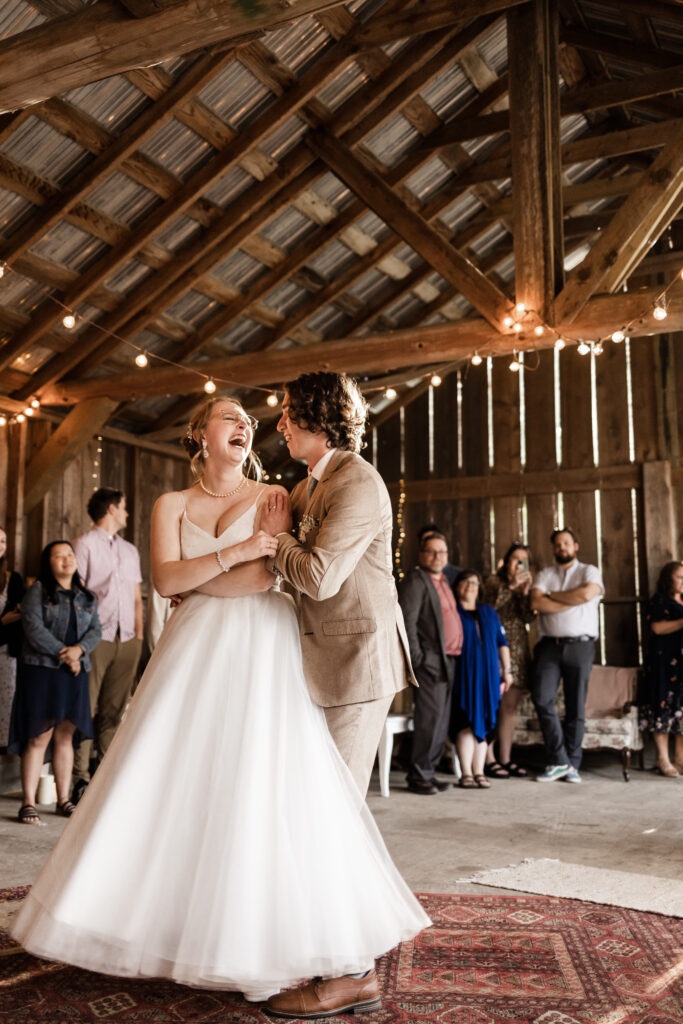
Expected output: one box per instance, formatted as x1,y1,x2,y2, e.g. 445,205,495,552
643,460,677,593
508,0,564,322
5,419,27,575
23,399,118,515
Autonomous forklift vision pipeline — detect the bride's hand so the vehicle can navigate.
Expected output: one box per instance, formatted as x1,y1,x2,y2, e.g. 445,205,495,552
233,530,279,564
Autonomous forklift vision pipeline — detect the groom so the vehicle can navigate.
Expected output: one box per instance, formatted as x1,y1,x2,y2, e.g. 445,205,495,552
262,371,415,1019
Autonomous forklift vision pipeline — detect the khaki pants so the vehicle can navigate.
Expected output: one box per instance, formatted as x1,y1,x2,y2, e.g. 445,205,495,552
324,694,394,798
73,636,142,781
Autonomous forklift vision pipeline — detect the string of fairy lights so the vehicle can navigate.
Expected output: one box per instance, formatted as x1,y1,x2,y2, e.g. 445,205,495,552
0,256,681,426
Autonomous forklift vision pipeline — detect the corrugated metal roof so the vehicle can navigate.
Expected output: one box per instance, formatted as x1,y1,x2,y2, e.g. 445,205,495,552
63,77,150,134
259,115,309,161
420,63,476,123
263,16,330,75
217,315,266,353
154,215,202,253
438,192,485,233
261,279,308,315
198,63,274,129
30,221,106,272
1,117,89,186
404,156,453,202
212,249,266,291
104,259,151,295
306,239,359,280
86,172,158,226
0,190,33,235
0,0,44,41
203,166,256,209
363,112,421,168
138,117,214,181
165,290,218,328
317,60,370,112
260,205,316,251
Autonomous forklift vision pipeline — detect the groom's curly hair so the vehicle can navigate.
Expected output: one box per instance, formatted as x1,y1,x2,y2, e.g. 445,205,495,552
285,373,368,453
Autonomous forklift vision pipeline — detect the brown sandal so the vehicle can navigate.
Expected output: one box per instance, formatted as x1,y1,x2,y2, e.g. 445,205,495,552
18,803,41,824
656,762,679,778
474,775,492,789
458,775,476,789
56,800,76,817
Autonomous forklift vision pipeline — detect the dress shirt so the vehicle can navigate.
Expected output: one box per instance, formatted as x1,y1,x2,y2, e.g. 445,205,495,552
309,447,337,486
533,560,604,640
74,527,142,643
429,572,463,655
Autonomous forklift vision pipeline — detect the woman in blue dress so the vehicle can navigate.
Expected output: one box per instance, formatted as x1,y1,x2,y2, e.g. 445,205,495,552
9,541,101,823
450,569,512,789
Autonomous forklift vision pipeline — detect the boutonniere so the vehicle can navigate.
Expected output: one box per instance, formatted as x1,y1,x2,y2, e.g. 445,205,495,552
298,513,319,543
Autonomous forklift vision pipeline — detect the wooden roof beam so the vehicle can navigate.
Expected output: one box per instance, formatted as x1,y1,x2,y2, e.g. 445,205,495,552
42,285,683,405
352,0,529,48
0,0,345,111
555,127,683,324
423,63,683,149
508,0,564,324
306,129,513,332
560,26,681,71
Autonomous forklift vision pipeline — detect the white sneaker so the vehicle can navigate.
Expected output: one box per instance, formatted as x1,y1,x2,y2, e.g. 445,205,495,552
536,764,570,782
565,767,581,783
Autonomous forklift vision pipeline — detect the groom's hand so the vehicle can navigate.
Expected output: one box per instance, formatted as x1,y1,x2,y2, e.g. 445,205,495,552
261,488,292,536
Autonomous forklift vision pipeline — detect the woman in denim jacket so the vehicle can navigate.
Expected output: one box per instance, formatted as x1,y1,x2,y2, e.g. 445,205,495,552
9,541,101,824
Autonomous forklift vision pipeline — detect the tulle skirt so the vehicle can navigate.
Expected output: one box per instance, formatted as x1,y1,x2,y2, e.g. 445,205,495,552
12,588,429,997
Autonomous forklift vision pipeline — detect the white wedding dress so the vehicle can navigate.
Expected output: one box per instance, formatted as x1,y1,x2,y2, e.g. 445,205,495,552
12,502,430,998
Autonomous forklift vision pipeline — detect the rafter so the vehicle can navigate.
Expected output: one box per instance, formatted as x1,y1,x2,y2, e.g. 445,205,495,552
352,0,529,48
555,127,683,324
0,0,345,111
40,285,683,406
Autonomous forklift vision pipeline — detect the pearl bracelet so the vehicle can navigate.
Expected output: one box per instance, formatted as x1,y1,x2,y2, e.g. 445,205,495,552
216,549,230,573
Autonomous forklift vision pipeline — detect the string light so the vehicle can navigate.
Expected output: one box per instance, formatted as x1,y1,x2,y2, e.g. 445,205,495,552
266,393,279,407
577,340,591,355
430,374,442,387
554,338,565,350
0,262,5,279
471,352,483,366
134,352,148,368
509,354,521,372
204,378,217,394
30,398,40,408
23,406,34,416
16,413,25,423
394,478,406,580
594,341,604,355
0,415,6,426
385,387,397,400
534,325,544,337
611,330,625,343
503,315,514,328
512,321,522,333
653,297,668,320
62,313,76,329
514,302,526,317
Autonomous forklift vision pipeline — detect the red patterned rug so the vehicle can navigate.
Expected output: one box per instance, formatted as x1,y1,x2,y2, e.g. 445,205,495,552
1,887,682,1022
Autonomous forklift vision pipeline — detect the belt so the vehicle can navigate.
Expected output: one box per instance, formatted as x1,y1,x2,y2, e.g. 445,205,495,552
543,635,596,644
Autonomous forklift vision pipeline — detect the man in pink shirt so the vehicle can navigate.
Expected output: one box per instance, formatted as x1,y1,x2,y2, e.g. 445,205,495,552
72,488,143,801
398,532,462,794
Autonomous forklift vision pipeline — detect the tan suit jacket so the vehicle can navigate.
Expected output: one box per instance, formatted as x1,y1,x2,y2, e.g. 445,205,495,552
274,449,416,708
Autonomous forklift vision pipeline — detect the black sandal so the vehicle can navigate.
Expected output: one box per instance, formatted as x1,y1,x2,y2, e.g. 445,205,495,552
56,800,76,817
18,804,41,824
484,761,510,778
502,762,528,778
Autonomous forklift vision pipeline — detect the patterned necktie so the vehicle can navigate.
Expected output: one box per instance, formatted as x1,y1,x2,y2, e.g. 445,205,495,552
306,475,318,500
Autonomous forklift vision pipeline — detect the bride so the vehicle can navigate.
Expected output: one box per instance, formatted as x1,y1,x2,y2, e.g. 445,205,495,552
11,395,429,1002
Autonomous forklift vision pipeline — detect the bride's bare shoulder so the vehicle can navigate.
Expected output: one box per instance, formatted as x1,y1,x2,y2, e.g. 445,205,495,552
153,490,190,516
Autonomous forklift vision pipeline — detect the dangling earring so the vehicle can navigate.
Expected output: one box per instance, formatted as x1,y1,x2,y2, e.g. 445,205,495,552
202,438,208,459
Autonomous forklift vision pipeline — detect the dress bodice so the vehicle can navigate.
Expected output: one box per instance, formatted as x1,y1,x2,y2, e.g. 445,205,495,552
179,502,258,560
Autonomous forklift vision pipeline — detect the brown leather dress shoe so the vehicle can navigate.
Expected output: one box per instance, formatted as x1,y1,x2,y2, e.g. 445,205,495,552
265,970,381,1018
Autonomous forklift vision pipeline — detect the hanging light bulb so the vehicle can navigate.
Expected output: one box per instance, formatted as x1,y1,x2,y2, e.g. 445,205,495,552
471,352,483,366
204,378,217,394
653,297,668,320
134,352,148,368
266,393,279,408
23,406,34,417
512,322,522,333
30,397,40,409
534,325,545,337
509,355,521,373
594,341,604,355
16,413,25,423
503,315,514,329
611,330,625,343
62,313,76,329
0,262,5,279
385,387,397,400
577,340,591,355
554,338,565,350
430,374,442,387
514,302,526,317
0,415,6,426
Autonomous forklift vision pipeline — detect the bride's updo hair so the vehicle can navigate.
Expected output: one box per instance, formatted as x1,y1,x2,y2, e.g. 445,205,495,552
183,395,262,481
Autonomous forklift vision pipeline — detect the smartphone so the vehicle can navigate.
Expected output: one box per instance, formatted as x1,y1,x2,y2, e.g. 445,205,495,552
517,558,529,573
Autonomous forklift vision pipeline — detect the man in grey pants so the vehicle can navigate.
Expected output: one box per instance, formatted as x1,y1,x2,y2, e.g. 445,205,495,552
530,528,604,784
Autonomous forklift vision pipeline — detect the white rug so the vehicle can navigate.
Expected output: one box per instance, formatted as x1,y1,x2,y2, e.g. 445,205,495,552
461,858,683,917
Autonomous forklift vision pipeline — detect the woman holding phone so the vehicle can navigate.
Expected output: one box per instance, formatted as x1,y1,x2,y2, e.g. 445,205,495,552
483,543,535,777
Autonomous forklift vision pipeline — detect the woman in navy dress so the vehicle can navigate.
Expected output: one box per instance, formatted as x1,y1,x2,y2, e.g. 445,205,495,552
10,541,101,823
640,560,683,776
451,569,511,789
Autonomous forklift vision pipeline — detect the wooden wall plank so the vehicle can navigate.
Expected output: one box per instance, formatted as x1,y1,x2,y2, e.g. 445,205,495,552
523,350,557,571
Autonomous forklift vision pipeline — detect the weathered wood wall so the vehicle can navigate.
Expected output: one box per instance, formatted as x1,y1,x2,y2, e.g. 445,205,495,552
377,331,683,668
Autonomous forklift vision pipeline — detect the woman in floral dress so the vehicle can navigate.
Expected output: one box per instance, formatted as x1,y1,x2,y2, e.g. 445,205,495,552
640,560,683,777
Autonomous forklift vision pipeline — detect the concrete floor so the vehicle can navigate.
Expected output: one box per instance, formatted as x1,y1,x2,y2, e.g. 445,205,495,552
1,749,679,896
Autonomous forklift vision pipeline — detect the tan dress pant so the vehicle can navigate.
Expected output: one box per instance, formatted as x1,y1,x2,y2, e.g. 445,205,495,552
73,636,142,781
324,694,394,798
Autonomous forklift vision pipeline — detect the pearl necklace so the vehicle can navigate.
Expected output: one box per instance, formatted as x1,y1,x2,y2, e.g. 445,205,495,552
199,476,246,499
